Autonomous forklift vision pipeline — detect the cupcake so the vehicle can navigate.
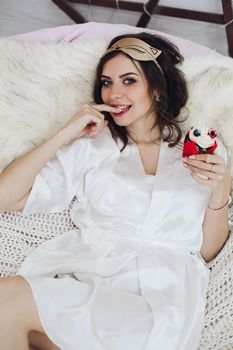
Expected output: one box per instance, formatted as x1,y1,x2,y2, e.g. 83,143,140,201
182,126,217,157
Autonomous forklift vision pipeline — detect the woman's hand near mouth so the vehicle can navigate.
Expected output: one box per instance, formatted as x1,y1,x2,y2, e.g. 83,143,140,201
61,104,118,144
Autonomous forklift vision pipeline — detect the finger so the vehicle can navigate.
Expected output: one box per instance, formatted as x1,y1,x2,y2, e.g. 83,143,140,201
84,105,110,128
188,167,224,181
81,105,106,128
183,154,225,172
88,106,107,123
183,158,224,173
190,172,215,187
90,112,109,130
205,164,226,175
84,115,103,133
82,104,104,121
183,158,213,172
184,155,227,176
85,115,106,136
92,104,119,113
86,118,103,131
187,153,225,165
86,124,104,137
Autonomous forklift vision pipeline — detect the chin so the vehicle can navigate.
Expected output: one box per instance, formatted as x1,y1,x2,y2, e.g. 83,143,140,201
112,118,130,127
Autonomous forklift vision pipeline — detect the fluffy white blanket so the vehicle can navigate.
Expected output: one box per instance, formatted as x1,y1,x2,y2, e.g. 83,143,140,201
0,39,233,186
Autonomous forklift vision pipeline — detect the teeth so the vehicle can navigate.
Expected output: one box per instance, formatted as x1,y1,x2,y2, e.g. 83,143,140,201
116,105,130,112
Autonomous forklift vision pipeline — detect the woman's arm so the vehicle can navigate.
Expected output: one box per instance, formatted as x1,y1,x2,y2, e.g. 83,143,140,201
0,104,116,213
183,153,231,262
201,197,230,262
0,129,69,212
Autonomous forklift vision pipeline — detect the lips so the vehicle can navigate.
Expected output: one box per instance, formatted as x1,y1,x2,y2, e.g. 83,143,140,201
111,104,132,116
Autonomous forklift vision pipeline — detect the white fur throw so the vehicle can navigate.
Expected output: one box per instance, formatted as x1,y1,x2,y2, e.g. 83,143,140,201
0,39,233,187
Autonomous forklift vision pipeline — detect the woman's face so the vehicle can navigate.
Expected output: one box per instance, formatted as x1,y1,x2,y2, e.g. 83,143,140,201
100,53,155,128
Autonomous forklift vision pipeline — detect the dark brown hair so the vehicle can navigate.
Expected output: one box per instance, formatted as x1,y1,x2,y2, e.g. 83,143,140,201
93,32,188,150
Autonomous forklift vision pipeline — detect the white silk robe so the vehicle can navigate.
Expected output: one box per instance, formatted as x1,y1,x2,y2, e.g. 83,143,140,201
18,128,227,350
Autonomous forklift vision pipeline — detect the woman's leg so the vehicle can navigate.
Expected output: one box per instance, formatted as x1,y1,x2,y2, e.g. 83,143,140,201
0,276,59,350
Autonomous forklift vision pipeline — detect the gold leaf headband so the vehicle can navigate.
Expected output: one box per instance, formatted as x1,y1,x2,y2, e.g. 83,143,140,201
102,37,163,74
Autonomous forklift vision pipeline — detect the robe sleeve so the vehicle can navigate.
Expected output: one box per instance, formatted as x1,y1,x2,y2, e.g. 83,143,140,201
23,137,91,215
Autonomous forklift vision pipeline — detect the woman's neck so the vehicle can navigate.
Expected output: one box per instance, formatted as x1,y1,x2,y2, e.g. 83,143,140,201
127,114,160,144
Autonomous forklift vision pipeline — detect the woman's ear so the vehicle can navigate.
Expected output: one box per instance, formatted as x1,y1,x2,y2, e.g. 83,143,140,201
152,90,160,102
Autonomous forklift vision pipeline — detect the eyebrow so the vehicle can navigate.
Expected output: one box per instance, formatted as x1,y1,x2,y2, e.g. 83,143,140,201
101,72,139,79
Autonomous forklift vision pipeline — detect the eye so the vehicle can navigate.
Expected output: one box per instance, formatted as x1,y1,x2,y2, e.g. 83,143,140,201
101,79,111,87
193,129,201,137
123,78,136,85
208,129,217,138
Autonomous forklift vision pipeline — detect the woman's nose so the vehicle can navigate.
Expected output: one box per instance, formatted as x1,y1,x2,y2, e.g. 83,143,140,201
109,84,124,100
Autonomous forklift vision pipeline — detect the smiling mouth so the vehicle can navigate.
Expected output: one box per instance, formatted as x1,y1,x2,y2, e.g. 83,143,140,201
112,105,132,116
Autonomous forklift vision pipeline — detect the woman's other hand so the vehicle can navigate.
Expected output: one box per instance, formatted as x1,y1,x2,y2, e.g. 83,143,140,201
61,104,117,144
183,153,231,208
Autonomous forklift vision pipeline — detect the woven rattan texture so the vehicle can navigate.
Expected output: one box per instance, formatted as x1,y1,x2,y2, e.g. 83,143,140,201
0,204,76,277
198,203,233,350
0,202,233,349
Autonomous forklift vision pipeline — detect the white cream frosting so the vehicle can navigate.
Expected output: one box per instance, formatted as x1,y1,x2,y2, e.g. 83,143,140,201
189,126,217,149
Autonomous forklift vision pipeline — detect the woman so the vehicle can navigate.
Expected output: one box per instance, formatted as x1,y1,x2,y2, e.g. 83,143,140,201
0,32,231,350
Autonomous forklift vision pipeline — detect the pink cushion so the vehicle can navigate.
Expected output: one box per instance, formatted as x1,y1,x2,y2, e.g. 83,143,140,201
12,22,212,58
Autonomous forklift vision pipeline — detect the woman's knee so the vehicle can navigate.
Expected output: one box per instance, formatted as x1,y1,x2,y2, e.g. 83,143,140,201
0,276,44,333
